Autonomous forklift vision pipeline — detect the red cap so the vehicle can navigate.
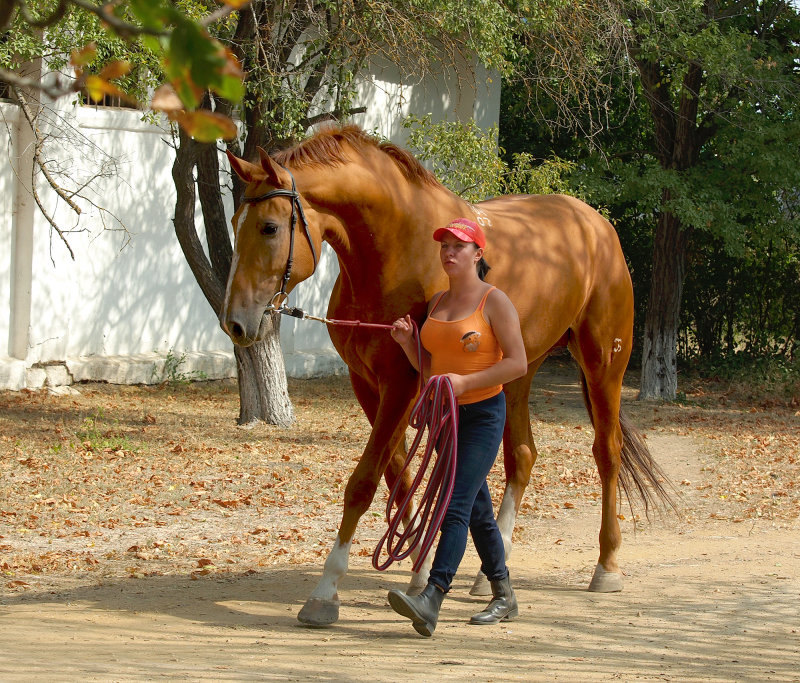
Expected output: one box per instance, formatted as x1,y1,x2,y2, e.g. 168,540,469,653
432,218,486,248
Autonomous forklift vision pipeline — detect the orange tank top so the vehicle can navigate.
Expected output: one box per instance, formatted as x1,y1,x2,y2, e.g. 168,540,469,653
420,287,503,405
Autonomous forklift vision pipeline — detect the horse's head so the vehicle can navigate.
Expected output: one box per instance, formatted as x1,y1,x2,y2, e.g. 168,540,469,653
222,149,320,346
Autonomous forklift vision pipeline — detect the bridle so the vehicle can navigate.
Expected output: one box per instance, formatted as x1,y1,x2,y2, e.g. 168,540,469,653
241,165,318,311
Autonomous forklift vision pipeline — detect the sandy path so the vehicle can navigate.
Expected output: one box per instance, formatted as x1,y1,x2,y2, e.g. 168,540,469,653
2,429,798,681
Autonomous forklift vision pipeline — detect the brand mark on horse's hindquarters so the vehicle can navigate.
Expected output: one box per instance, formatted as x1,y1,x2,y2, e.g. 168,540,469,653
613,338,623,353
470,206,492,227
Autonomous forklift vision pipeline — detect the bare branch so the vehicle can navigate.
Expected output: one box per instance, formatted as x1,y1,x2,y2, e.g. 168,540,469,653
200,2,245,28
303,107,365,129
0,66,77,99
30,176,77,261
14,87,82,216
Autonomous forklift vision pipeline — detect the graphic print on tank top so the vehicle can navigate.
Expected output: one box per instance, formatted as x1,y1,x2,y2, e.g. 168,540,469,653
460,331,481,352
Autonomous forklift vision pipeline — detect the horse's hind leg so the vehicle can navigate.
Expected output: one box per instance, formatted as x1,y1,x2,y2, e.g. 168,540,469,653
470,359,542,596
570,316,632,592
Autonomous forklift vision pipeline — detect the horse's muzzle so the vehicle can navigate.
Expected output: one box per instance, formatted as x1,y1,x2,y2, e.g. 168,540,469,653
221,309,265,347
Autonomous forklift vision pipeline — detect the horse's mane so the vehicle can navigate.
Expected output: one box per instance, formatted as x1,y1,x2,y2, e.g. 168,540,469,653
272,124,439,188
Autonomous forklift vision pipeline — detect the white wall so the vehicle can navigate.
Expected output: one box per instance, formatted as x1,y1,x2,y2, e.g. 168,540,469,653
353,57,500,143
1,64,500,390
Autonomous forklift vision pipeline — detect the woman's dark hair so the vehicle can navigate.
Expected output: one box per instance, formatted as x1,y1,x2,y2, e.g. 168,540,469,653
477,257,491,281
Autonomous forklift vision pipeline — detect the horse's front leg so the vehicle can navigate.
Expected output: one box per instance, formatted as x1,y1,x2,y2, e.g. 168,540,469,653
297,385,415,626
350,370,429,593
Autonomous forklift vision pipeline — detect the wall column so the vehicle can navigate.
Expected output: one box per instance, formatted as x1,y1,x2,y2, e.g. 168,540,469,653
7,59,40,360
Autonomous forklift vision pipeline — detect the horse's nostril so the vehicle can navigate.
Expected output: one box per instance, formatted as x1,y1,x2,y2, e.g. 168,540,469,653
230,321,244,339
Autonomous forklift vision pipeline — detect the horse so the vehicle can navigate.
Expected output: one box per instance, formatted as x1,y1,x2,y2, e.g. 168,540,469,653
221,124,672,626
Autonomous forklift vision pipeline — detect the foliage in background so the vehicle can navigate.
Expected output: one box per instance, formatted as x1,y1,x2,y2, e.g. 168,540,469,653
499,0,800,382
402,113,577,203
6,0,799,396
1,0,244,141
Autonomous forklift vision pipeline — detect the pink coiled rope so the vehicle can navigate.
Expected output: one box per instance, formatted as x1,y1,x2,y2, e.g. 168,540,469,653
372,373,459,572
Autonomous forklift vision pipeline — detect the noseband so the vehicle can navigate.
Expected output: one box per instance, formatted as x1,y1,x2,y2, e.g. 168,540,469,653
241,166,318,310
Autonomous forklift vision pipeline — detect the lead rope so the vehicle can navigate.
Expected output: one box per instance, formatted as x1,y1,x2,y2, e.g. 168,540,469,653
372,373,458,572
278,306,458,572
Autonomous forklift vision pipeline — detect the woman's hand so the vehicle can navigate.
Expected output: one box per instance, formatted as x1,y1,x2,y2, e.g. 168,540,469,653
390,314,414,346
443,373,468,397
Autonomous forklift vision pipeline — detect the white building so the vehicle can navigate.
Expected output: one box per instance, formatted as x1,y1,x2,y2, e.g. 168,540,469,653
1,61,499,391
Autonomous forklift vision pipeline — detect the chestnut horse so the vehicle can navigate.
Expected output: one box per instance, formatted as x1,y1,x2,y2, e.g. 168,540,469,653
222,125,672,626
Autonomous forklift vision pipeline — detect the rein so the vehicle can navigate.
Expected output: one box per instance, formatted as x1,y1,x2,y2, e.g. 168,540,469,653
242,166,318,310
282,305,458,572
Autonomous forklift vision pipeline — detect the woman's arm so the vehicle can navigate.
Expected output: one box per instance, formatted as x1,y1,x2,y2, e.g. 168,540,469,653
444,289,527,397
390,313,431,377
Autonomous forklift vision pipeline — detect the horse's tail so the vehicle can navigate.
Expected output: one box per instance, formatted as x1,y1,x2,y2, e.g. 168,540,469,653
578,369,677,520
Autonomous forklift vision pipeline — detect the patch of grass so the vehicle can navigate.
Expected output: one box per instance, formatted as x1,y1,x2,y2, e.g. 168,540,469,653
75,408,136,452
681,354,800,406
151,349,208,387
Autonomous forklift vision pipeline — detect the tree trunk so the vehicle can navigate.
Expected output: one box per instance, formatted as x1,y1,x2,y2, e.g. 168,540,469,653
171,128,295,426
633,38,706,400
639,197,688,399
234,315,295,427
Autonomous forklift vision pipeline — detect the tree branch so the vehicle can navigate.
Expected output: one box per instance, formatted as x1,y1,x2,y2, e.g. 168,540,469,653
17,0,69,27
172,128,226,315
69,0,168,38
0,66,76,99
303,107,366,129
14,87,82,216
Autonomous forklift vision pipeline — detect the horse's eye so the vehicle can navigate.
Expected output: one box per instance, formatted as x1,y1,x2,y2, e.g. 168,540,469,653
261,222,279,236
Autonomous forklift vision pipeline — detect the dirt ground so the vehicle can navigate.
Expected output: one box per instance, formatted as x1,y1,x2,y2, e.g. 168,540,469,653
1,358,798,681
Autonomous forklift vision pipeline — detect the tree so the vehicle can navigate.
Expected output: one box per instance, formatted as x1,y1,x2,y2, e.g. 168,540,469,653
500,0,800,399
2,0,537,424
168,0,529,425
0,0,246,258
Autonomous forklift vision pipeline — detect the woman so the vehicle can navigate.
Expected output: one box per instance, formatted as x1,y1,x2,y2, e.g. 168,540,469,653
389,217,528,637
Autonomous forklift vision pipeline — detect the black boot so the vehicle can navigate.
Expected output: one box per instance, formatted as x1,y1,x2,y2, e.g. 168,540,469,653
388,583,445,637
469,573,518,625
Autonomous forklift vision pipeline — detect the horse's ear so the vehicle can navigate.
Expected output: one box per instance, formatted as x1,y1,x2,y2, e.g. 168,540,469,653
226,149,264,183
257,147,290,187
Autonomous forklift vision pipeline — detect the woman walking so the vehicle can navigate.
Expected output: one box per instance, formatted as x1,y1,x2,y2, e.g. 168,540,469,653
389,218,527,637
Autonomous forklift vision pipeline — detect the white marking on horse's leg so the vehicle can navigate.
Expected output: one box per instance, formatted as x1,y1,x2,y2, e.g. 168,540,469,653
402,502,430,595
496,484,518,559
309,535,352,601
407,554,431,595
471,485,518,596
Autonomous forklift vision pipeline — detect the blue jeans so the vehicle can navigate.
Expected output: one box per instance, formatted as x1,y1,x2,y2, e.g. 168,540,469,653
428,391,508,592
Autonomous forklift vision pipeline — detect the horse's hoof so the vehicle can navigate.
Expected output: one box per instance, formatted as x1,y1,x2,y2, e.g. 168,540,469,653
588,563,623,592
297,597,340,626
469,571,491,596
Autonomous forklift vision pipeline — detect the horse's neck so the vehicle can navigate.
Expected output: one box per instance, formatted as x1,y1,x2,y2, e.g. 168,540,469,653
301,163,468,298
